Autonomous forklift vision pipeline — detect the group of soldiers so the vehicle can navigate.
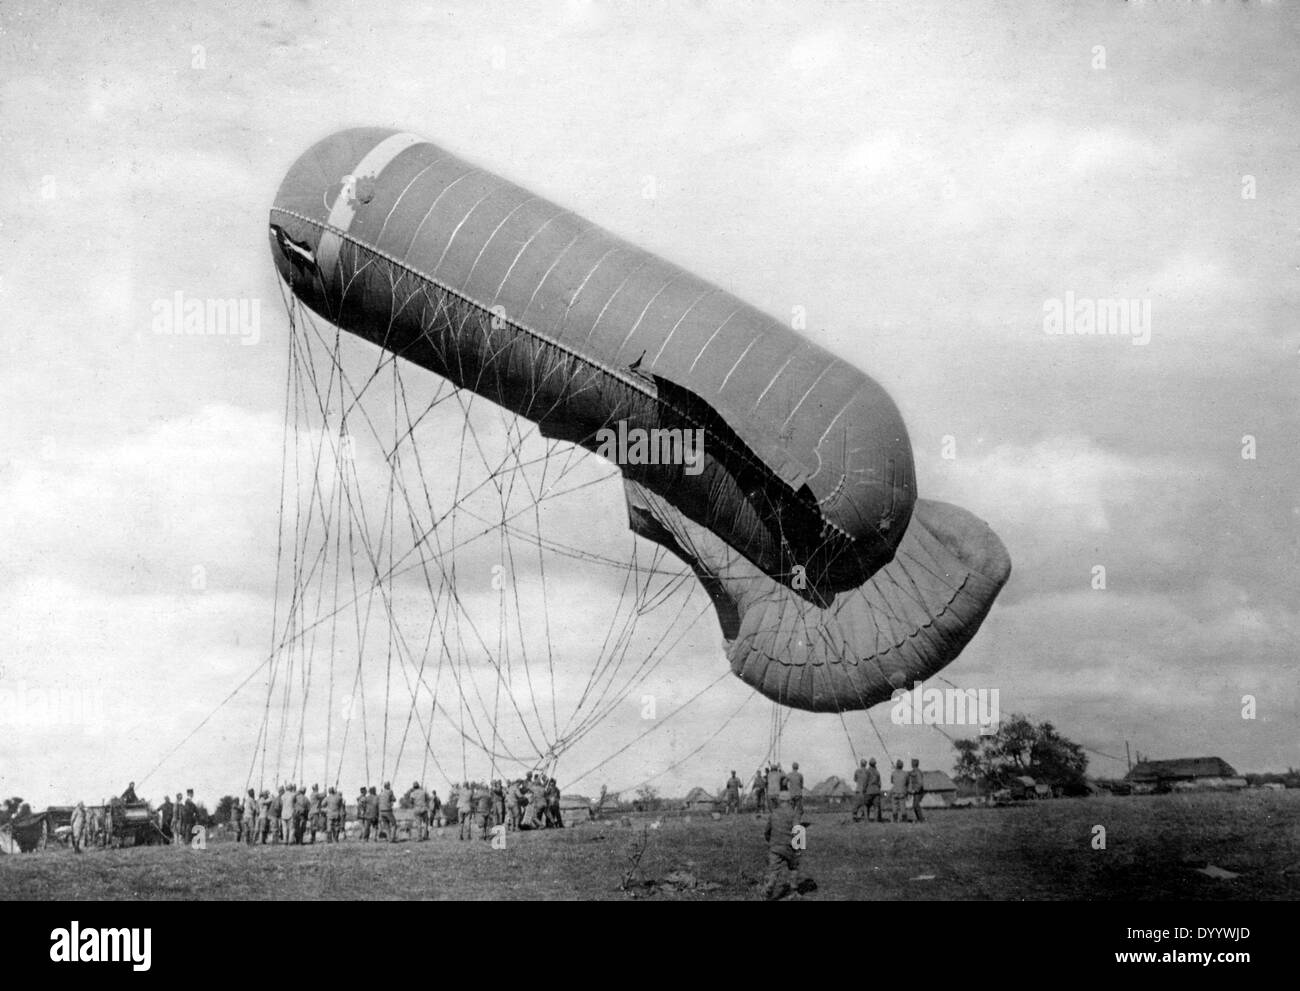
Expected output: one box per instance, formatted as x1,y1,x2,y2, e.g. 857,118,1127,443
728,757,928,824
218,772,565,846
852,757,928,823
752,757,928,900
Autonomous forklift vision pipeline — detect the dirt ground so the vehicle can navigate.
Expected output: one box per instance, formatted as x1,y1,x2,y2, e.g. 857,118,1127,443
2,791,1297,900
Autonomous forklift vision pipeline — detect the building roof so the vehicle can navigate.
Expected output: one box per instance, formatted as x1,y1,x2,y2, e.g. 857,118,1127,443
1126,757,1238,782
811,775,854,797
922,771,957,792
683,787,718,804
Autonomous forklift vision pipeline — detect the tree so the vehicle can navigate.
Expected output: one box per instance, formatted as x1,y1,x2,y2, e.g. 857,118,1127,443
0,796,24,825
212,795,238,825
951,713,1089,795
633,785,660,812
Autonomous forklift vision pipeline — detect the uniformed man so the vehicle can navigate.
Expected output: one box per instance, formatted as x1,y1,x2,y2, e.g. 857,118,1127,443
171,792,185,846
303,785,320,843
475,783,493,839
507,779,524,831
766,764,783,811
492,780,507,831
357,787,370,841
761,793,803,901
378,782,397,842
906,758,926,823
259,790,274,844
889,760,908,822
279,784,295,844
429,789,442,831
410,781,429,841
121,781,138,803
70,801,87,854
458,783,475,840
864,758,883,822
182,789,198,845
158,794,174,844
230,792,244,841
724,770,742,815
324,786,344,842
787,762,805,819
752,769,766,815
851,759,870,822
242,789,258,845
365,786,380,840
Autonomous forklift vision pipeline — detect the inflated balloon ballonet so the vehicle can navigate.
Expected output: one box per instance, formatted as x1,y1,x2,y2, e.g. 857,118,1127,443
269,128,1010,713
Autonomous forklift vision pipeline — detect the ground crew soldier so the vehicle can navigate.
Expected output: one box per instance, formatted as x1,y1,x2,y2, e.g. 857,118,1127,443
890,760,908,822
325,786,344,842
864,758,882,822
182,789,198,845
724,770,742,814
907,758,926,823
258,790,273,844
475,783,494,839
70,801,87,854
429,789,442,830
357,787,370,841
751,768,766,815
230,792,244,841
378,782,397,842
761,793,805,900
852,759,869,822
365,786,380,840
766,764,783,811
279,784,295,844
307,785,324,843
458,783,476,840
242,789,258,845
787,762,805,819
410,781,428,840
158,794,174,844
171,792,185,845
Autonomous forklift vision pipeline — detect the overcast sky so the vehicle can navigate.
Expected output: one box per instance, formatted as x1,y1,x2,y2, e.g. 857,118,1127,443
1,0,1297,808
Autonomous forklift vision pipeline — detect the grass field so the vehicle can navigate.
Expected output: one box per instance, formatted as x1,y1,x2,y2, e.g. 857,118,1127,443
3,791,1297,900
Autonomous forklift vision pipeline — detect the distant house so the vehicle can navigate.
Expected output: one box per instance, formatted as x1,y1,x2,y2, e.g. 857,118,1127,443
919,771,958,808
1126,757,1247,792
811,776,855,805
682,787,719,811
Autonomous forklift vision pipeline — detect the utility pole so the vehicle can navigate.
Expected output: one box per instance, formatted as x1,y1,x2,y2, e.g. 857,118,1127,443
1125,741,1132,773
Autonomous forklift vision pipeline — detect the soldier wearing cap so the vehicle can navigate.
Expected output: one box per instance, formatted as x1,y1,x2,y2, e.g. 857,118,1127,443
906,758,926,823
377,782,397,842
410,781,429,841
787,762,805,819
761,792,805,900
889,760,908,822
324,786,344,842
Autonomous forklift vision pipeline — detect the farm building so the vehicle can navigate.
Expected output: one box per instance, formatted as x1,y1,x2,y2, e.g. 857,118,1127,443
682,787,719,812
1125,757,1247,792
811,776,855,805
919,770,958,808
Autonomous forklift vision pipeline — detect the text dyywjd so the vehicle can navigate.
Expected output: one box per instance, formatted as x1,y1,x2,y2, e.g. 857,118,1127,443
594,423,705,476
50,922,151,972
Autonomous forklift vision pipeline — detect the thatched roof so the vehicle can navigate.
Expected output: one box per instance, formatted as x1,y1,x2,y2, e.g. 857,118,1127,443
922,771,957,792
1126,757,1237,782
683,787,718,804
811,775,854,797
